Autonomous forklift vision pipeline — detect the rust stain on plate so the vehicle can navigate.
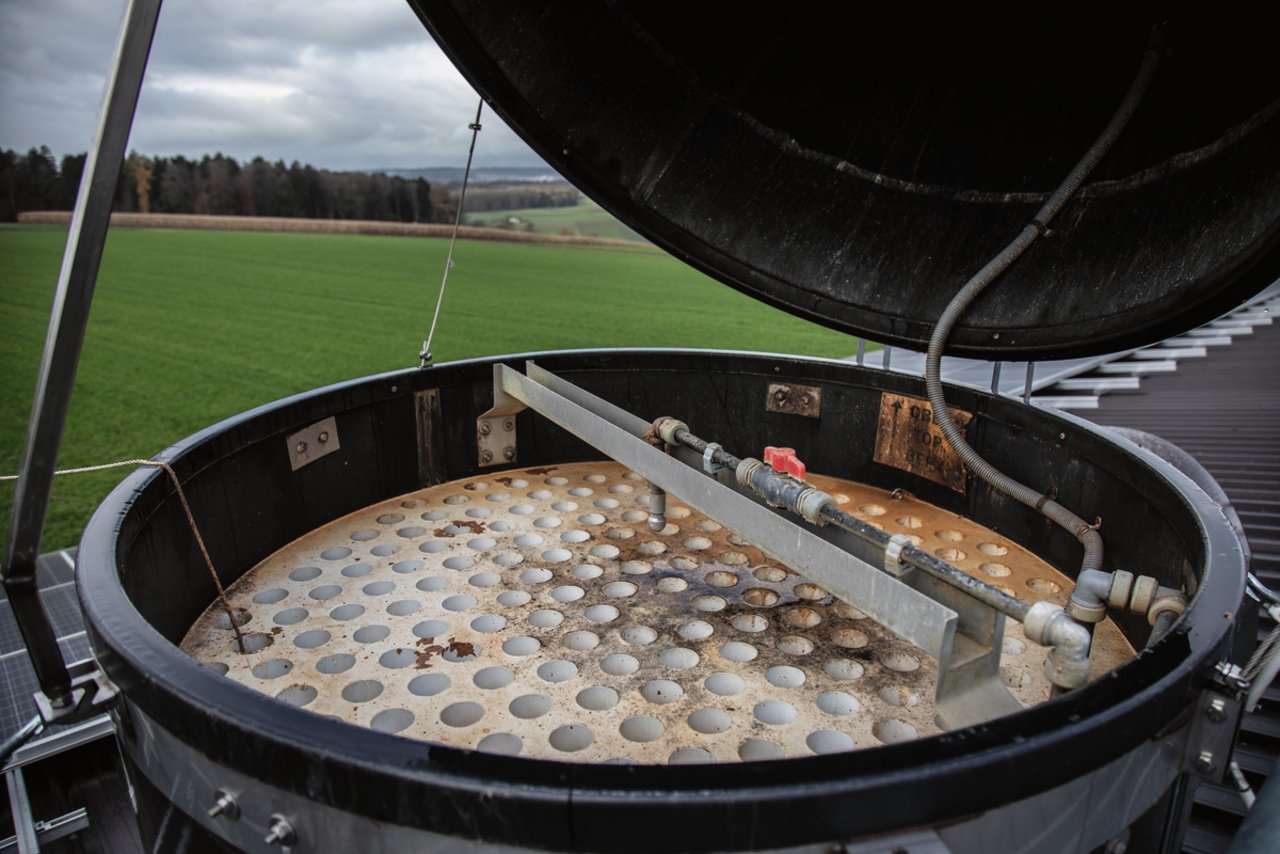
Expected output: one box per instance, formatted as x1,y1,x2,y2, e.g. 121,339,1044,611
873,393,972,493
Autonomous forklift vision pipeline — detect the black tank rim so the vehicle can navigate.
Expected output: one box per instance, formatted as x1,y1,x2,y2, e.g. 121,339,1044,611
78,350,1245,850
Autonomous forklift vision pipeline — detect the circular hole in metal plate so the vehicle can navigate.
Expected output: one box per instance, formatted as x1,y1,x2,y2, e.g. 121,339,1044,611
529,610,564,629
873,719,919,744
275,684,316,707
408,674,450,697
251,659,292,679
478,733,523,755
694,595,726,612
341,679,383,703
353,625,390,643
739,739,786,761
316,654,355,675
549,724,594,752
474,666,515,689
253,589,288,605
808,730,855,754
537,660,579,683
620,626,656,645
705,672,745,696
503,636,541,656
576,686,620,711
370,709,414,734
620,716,664,743
687,708,732,734
440,702,484,727
825,659,864,681
754,701,797,725
471,615,507,633
378,648,415,669
766,666,806,689
509,694,552,719
273,608,307,626
293,630,330,649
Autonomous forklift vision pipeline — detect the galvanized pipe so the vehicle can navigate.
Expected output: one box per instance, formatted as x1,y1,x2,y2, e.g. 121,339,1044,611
665,423,1031,622
922,37,1162,589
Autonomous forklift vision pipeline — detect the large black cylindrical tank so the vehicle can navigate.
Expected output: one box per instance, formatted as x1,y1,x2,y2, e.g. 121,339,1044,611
80,351,1245,852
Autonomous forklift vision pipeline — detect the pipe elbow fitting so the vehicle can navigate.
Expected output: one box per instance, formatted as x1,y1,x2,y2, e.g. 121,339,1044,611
1147,588,1187,626
1024,601,1092,691
1023,601,1067,646
1066,569,1112,624
1045,647,1091,691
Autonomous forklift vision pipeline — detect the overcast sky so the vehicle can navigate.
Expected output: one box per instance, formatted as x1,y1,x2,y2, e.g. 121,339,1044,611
0,0,546,171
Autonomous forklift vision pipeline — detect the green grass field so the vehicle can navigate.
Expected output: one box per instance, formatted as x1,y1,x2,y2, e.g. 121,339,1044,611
467,198,646,242
1,224,860,552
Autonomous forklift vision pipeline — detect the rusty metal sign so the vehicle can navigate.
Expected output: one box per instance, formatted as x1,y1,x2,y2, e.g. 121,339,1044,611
873,393,972,493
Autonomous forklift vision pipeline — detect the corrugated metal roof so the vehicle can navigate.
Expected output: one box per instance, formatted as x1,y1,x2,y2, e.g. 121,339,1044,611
1081,299,1280,853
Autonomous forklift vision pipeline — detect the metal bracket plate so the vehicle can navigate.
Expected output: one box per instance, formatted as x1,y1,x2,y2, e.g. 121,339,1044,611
1183,689,1242,782
766,382,822,418
477,415,517,467
287,417,340,471
477,363,526,467
33,658,118,728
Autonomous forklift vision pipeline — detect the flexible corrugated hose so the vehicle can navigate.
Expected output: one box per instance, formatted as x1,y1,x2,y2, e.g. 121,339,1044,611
925,34,1162,576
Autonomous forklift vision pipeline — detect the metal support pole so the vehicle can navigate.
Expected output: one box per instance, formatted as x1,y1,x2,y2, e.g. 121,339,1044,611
883,345,893,371
4,769,38,854
990,361,1003,395
855,339,866,366
1023,361,1036,404
1,0,164,710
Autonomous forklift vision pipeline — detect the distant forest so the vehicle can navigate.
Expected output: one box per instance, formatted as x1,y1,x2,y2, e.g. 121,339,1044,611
0,146,578,224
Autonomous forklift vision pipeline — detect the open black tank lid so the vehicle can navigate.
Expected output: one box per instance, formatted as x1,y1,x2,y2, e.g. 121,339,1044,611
408,4,1280,359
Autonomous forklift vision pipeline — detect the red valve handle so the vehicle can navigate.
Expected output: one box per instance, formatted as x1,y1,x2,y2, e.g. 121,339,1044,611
763,446,806,481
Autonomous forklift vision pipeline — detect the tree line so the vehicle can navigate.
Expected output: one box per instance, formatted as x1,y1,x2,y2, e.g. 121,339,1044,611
1,147,576,224
462,183,580,213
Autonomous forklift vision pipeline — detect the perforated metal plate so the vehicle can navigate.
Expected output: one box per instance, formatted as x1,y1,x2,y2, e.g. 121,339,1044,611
182,463,1133,764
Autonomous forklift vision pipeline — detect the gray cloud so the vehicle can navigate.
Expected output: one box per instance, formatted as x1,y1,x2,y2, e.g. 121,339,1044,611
0,0,544,170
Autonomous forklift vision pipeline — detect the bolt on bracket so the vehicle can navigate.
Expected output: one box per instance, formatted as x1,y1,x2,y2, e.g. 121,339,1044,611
766,382,822,418
1183,688,1242,783
287,416,340,471
477,363,526,467
33,657,118,727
